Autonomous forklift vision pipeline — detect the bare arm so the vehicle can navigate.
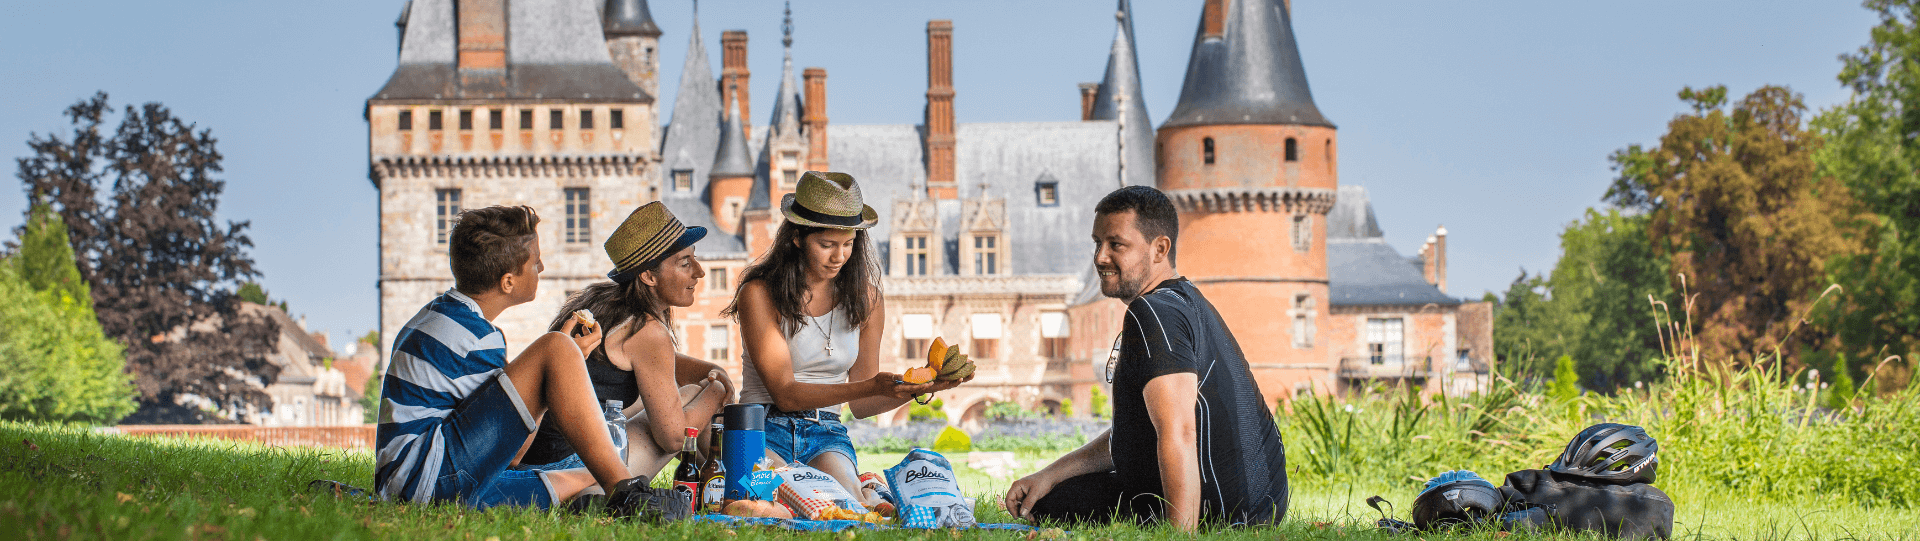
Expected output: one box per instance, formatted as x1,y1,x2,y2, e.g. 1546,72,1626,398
613,321,697,453
673,352,734,399
1002,428,1114,519
1144,372,1200,531
738,281,929,412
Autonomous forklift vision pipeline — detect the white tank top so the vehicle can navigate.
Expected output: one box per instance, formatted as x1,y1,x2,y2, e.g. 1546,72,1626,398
739,304,860,413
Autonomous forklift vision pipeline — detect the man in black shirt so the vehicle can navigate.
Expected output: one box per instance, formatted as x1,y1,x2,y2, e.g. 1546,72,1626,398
1003,186,1288,530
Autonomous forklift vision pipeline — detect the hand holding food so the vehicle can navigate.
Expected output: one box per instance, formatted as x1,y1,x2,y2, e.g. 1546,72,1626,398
572,309,598,333
901,337,976,384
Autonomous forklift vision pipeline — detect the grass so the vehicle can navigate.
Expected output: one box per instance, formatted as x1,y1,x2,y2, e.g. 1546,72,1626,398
2,418,1917,541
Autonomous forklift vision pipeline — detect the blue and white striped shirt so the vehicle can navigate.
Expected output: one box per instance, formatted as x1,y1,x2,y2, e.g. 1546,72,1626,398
374,289,509,502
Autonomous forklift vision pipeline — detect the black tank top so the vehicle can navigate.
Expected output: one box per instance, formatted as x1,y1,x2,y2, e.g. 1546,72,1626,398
518,346,640,466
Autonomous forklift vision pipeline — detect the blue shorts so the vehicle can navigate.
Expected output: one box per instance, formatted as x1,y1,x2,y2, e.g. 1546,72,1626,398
433,373,562,510
764,412,858,468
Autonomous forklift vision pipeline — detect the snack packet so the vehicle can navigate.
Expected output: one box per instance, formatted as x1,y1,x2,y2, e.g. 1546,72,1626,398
774,465,868,520
745,470,783,502
884,448,976,528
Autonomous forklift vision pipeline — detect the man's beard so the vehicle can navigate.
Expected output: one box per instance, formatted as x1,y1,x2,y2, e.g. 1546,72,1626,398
1100,267,1146,301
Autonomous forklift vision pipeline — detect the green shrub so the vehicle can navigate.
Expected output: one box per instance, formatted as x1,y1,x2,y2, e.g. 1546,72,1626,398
908,398,947,422
1548,354,1580,401
1057,398,1074,417
931,426,971,453
0,205,135,424
1089,386,1110,418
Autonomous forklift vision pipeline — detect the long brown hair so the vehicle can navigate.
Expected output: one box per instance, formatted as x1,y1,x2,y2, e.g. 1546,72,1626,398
549,269,675,347
723,221,879,335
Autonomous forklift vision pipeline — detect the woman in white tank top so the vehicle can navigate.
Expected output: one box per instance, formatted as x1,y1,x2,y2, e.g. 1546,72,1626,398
724,172,970,504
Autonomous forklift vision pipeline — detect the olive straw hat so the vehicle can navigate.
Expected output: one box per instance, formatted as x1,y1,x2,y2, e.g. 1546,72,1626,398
781,171,878,229
604,201,707,284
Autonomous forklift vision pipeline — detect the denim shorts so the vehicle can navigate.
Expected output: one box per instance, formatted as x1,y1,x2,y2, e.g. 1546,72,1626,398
433,373,559,510
764,412,858,468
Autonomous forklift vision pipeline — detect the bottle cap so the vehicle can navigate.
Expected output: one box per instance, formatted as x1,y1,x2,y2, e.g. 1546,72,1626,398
685,427,700,438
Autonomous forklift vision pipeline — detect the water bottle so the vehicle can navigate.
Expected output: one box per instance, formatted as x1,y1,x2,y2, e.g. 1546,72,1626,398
604,399,628,463
721,403,766,500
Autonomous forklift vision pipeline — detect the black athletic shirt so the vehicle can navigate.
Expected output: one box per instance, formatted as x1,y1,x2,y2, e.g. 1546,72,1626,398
1108,278,1289,525
519,347,639,466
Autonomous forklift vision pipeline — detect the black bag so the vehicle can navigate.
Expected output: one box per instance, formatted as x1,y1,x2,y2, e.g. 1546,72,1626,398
1497,469,1673,540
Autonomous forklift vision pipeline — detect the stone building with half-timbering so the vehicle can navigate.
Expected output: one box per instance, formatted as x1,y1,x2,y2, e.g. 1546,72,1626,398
369,0,1491,426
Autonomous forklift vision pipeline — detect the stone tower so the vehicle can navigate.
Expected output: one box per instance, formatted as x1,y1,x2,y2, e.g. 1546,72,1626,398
1155,0,1338,398
603,0,662,99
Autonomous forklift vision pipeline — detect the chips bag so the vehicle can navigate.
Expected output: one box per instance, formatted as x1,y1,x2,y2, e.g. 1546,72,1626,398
774,465,868,520
884,448,976,529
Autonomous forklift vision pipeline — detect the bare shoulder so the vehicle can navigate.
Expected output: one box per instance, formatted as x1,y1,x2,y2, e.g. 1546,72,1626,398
627,317,675,345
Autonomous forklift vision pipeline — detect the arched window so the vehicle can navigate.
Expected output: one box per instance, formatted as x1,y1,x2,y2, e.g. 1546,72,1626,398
1203,137,1215,165
1284,137,1298,162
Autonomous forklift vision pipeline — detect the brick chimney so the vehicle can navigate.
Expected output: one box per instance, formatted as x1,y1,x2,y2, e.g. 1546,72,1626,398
1434,225,1448,293
925,20,957,200
721,30,751,140
458,0,508,74
1079,82,1099,121
804,67,830,172
1422,235,1437,288
1202,0,1226,40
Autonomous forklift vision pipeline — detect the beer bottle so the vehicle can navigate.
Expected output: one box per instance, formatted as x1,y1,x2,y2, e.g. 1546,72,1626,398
672,427,702,504
698,421,726,513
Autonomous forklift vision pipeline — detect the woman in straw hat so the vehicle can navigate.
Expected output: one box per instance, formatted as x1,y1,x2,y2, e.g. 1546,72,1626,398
723,171,970,504
515,202,733,483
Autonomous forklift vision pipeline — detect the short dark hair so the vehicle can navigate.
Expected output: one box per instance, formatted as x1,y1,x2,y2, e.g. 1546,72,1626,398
450,205,540,295
1094,186,1179,265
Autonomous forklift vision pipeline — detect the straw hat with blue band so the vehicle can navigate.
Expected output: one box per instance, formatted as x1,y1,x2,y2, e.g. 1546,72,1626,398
782,171,878,230
604,201,707,285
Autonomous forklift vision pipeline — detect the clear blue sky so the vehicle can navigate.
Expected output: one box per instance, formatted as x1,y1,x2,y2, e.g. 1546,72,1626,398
0,0,1880,352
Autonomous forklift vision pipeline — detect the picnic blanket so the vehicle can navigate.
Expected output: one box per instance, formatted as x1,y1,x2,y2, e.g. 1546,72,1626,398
692,514,1046,533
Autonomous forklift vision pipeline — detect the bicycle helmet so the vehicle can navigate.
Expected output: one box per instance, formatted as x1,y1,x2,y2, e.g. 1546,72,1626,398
1411,471,1505,530
1548,423,1658,484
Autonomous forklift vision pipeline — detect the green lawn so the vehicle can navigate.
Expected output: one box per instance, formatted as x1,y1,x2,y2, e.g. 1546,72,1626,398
2,421,1914,540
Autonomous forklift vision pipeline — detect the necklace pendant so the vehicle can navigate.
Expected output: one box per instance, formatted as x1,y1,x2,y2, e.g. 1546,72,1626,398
824,344,834,356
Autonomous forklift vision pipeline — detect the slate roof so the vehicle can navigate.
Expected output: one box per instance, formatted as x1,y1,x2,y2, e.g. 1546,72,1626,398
1087,0,1156,187
655,9,744,256
1162,0,1331,128
1326,186,1457,306
711,98,754,178
601,0,661,37
830,121,1120,276
372,0,652,103
749,18,807,211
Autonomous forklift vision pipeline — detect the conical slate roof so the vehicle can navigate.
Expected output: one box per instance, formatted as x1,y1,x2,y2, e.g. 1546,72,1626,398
1088,0,1154,187
712,95,754,178
1162,0,1332,129
656,6,743,255
751,2,803,211
602,0,661,37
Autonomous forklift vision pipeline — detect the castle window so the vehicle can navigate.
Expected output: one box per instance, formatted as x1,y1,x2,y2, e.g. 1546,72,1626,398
1285,137,1298,162
1291,214,1311,252
549,110,563,130
970,313,1002,360
706,324,731,364
1366,318,1405,365
398,110,413,130
1036,181,1059,207
1203,137,1215,165
458,109,473,130
519,110,533,130
672,169,693,192
435,188,461,245
1039,311,1070,359
488,109,502,130
902,234,930,276
900,313,934,359
428,110,443,131
779,151,801,188
707,267,729,293
1325,139,1334,171
579,109,594,130
610,109,625,130
1289,294,1316,348
973,234,999,275
564,188,591,244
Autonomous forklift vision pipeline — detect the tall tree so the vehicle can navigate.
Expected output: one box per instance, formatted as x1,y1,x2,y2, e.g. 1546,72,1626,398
1545,209,1672,389
1489,270,1564,376
14,92,278,420
0,204,135,423
1813,0,1920,379
1606,85,1864,369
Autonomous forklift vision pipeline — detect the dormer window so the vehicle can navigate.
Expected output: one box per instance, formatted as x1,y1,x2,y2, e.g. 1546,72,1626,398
779,151,801,188
1285,137,1298,162
902,234,930,276
972,234,1000,275
1203,137,1215,165
1035,180,1059,207
672,170,693,192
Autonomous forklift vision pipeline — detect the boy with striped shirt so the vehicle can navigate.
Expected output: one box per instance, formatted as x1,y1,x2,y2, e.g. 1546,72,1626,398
374,205,683,518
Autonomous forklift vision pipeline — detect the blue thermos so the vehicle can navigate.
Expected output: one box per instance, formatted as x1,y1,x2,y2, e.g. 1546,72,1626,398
721,403,766,500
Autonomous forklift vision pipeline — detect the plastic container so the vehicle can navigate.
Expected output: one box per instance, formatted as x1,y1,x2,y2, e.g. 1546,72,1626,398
721,403,766,500
603,400,627,463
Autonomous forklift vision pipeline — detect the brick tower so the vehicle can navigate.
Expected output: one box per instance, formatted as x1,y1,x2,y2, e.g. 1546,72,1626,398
1156,0,1338,401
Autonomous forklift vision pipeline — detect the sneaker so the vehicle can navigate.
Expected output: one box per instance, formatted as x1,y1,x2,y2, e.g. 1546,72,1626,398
603,476,691,521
